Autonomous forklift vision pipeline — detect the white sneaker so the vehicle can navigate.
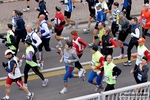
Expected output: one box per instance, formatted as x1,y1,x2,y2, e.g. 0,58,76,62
55,44,63,48
23,8,30,12
113,37,117,41
19,59,23,67
81,0,86,5
64,37,70,41
27,92,34,100
59,88,68,94
95,85,101,92
37,62,44,70
88,43,93,47
75,21,79,28
67,25,72,29
42,79,48,87
17,49,20,52
83,28,90,32
117,54,124,59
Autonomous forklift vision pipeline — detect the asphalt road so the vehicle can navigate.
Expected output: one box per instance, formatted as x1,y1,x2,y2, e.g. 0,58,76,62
0,18,150,100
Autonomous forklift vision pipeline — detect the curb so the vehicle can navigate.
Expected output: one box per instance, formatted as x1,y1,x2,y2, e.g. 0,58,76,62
0,14,140,35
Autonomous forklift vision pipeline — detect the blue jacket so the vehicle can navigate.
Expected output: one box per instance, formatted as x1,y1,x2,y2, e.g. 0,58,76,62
96,10,106,22
123,0,132,9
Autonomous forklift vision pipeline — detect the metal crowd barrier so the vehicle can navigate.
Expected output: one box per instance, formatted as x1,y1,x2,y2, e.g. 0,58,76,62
68,81,150,100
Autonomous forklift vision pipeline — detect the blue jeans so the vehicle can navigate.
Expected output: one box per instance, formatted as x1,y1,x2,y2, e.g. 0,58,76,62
88,70,103,87
63,66,74,82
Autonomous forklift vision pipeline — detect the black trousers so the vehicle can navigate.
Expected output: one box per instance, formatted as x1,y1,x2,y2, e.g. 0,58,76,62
75,54,83,70
111,22,118,37
142,28,149,39
24,54,45,83
104,84,115,91
127,39,138,61
38,38,51,52
122,7,132,20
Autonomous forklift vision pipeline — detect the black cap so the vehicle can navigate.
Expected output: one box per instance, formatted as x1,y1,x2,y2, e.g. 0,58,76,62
142,56,148,61
55,6,61,11
90,44,98,51
25,38,32,45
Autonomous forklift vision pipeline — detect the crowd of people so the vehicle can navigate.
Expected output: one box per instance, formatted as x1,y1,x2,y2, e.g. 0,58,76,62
0,0,150,99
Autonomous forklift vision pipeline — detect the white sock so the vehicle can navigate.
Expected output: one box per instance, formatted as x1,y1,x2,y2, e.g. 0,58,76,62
58,41,62,45
38,51,43,61
6,95,9,99
28,92,31,96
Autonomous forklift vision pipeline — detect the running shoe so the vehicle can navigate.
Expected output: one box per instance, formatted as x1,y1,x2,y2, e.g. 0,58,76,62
83,28,90,32
117,54,124,59
75,21,79,28
59,88,68,94
55,44,63,48
67,25,72,29
95,85,101,92
123,61,132,66
88,43,93,47
64,37,70,41
23,8,30,12
27,92,34,100
81,0,86,5
42,79,48,87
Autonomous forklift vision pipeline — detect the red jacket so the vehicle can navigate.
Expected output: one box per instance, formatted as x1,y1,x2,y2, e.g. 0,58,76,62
54,12,65,30
139,9,150,29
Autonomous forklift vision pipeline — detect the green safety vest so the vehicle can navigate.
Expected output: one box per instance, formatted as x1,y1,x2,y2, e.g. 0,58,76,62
104,61,116,84
91,51,103,72
6,31,16,50
26,45,37,67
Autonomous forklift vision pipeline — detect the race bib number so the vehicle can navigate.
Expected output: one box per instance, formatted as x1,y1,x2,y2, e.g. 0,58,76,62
142,18,146,26
64,55,68,63
104,74,109,82
137,73,142,81
118,24,122,31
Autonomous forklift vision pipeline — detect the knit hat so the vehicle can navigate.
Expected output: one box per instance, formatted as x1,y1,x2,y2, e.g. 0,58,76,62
55,6,61,11
25,38,32,45
90,44,98,51
119,11,125,15
96,4,102,7
138,38,146,43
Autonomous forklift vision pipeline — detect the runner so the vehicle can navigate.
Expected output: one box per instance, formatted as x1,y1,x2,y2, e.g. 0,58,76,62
1,49,34,100
106,0,114,14
59,0,79,29
103,55,122,91
117,11,130,59
130,56,149,92
0,24,17,55
101,26,118,58
122,0,132,20
34,0,52,32
59,40,82,94
52,6,69,48
83,0,99,32
111,2,120,40
94,22,105,53
22,38,48,88
88,44,105,92
37,14,62,67
14,10,27,53
138,3,150,39
71,30,87,79
123,17,140,66
88,3,106,46
131,38,150,77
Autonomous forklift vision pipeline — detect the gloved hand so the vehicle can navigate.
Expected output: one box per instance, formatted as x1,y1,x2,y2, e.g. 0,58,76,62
94,36,99,39
2,62,7,69
50,18,54,22
112,76,117,80
97,71,101,75
2,39,6,43
5,43,11,47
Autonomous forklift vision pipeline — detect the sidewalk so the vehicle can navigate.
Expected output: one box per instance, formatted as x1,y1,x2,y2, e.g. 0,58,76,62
0,0,143,34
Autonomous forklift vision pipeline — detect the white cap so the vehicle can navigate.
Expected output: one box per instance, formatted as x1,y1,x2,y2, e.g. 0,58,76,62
5,49,15,55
